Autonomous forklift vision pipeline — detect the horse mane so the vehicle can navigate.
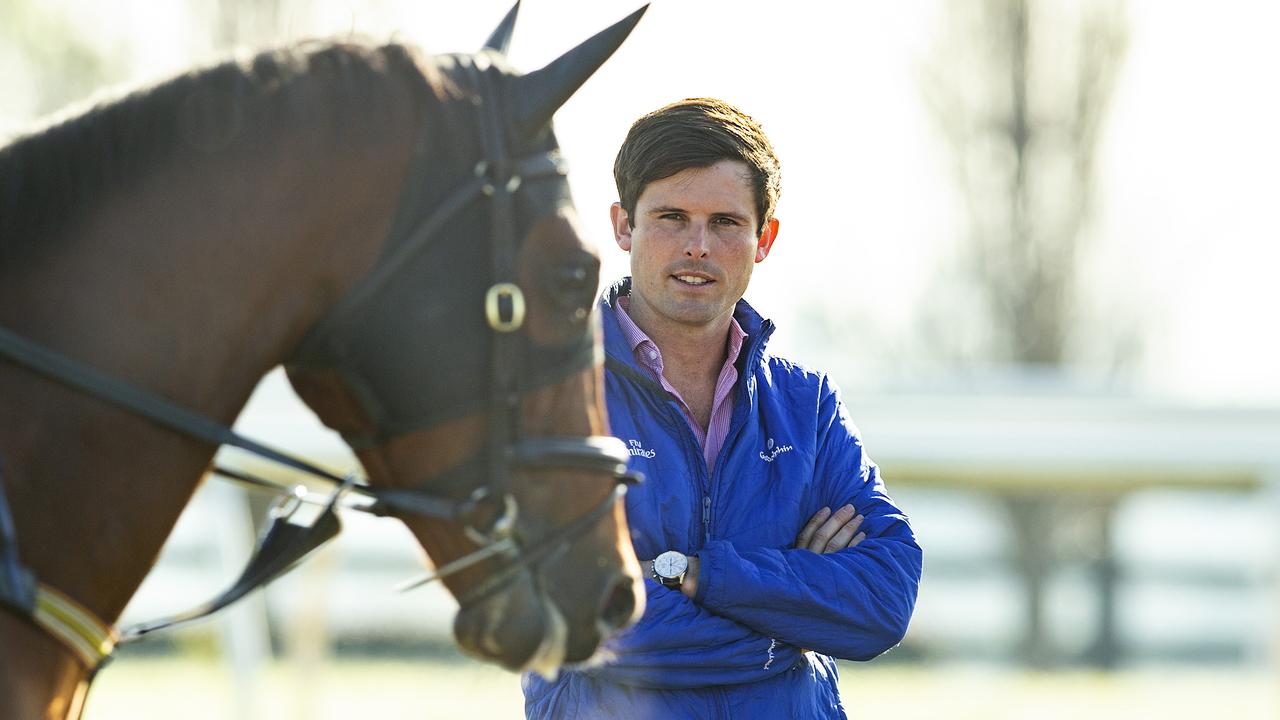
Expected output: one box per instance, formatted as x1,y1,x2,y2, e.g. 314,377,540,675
0,39,443,262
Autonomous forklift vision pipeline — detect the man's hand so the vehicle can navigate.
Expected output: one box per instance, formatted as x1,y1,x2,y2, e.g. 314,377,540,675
795,504,865,553
793,505,864,656
680,556,700,599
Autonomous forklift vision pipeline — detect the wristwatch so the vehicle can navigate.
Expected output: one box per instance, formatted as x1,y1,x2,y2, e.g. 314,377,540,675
651,550,688,589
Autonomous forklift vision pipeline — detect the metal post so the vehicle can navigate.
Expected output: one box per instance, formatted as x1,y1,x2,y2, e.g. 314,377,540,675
1086,497,1120,668
1004,494,1054,667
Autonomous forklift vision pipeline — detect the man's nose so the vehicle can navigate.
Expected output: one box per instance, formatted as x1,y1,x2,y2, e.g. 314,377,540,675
682,224,710,258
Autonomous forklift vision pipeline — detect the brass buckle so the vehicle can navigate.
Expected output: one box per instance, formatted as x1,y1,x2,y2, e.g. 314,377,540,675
484,283,525,332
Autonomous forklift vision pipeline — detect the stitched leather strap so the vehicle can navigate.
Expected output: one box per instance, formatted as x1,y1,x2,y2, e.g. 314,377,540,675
33,584,119,670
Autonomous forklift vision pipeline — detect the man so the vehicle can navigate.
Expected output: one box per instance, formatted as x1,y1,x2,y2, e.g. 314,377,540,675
523,98,921,718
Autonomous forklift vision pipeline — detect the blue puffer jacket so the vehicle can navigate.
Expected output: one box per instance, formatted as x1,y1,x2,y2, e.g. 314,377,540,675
524,279,922,719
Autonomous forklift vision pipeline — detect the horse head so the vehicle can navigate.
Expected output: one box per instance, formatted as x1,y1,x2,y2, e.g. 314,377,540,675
0,5,651,712
283,4,649,673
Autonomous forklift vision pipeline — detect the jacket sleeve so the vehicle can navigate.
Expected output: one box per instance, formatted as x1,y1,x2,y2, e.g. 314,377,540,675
694,376,922,661
588,576,802,689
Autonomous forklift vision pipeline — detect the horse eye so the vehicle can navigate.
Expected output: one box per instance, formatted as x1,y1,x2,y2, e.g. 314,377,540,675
559,266,590,289
549,261,599,314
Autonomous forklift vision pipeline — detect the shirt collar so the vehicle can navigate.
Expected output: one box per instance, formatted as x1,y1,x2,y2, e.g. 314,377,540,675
613,294,748,374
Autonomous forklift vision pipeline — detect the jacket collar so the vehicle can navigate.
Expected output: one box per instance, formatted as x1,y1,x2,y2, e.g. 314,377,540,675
599,277,773,375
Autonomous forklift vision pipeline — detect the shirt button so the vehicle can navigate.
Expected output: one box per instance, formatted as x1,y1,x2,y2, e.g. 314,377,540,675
648,350,658,360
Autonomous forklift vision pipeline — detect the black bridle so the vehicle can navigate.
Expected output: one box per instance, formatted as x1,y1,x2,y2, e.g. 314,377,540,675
0,50,639,670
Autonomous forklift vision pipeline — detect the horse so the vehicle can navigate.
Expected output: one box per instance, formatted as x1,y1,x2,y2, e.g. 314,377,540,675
0,5,649,717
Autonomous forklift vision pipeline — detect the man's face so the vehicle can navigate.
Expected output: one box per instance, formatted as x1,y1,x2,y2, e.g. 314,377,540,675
611,159,778,339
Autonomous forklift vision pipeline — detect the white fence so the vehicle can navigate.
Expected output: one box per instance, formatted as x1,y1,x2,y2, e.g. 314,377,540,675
119,371,1280,669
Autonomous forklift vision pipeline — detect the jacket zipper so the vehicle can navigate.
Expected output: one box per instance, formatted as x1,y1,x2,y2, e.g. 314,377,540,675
661,391,709,550
620,314,775,553
702,321,771,548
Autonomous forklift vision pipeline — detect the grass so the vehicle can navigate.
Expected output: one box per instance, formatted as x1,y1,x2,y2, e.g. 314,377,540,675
83,653,1277,720
86,653,525,719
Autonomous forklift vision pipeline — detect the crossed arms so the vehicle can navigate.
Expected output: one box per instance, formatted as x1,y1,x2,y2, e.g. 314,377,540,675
644,502,868,599
591,379,922,688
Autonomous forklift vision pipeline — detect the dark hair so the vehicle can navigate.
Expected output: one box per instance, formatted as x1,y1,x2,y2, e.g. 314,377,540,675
612,97,780,234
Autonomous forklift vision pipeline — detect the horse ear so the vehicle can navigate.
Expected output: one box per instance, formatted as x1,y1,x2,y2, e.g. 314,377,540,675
510,4,648,141
483,2,520,54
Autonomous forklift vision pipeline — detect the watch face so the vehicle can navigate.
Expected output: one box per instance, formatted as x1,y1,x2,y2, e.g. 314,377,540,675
654,551,688,579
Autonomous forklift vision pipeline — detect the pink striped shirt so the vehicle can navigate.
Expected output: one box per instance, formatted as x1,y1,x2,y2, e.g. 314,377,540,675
614,296,747,473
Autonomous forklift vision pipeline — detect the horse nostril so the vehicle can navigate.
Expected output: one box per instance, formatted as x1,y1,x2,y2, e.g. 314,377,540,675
598,575,638,632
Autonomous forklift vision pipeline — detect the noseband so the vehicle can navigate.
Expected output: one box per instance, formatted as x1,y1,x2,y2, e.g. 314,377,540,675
0,53,638,671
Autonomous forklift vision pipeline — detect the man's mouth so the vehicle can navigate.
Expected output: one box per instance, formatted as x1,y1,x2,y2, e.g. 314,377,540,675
673,274,713,286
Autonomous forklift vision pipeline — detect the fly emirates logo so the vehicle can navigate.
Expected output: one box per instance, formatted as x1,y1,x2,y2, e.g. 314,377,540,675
627,439,656,459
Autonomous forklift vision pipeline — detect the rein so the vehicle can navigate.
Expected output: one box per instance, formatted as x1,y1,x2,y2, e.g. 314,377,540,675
0,52,639,673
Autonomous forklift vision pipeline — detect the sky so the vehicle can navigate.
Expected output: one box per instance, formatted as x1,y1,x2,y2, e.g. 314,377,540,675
3,0,1278,419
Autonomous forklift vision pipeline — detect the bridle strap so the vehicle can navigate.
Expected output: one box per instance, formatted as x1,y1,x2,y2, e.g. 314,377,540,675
0,323,348,486
304,151,573,452
294,144,567,383
454,483,628,608
296,173,486,354
396,482,629,601
121,476,349,640
471,58,524,513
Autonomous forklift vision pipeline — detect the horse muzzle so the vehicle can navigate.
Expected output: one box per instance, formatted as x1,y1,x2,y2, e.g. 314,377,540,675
452,566,640,676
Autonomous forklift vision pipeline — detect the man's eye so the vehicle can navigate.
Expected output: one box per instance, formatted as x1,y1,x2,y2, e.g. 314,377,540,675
713,217,738,226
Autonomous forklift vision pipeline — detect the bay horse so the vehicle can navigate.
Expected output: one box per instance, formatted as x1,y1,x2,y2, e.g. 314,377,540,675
0,5,648,718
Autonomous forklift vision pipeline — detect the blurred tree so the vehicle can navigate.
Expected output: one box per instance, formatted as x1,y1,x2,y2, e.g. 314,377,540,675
207,0,286,50
918,0,1129,373
0,1,125,129
918,0,1130,670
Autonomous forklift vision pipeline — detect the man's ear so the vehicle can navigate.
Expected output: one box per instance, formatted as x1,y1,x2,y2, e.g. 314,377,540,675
755,217,779,263
610,202,632,252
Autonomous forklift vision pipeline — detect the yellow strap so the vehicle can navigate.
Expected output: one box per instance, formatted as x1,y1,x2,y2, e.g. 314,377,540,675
32,584,118,670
